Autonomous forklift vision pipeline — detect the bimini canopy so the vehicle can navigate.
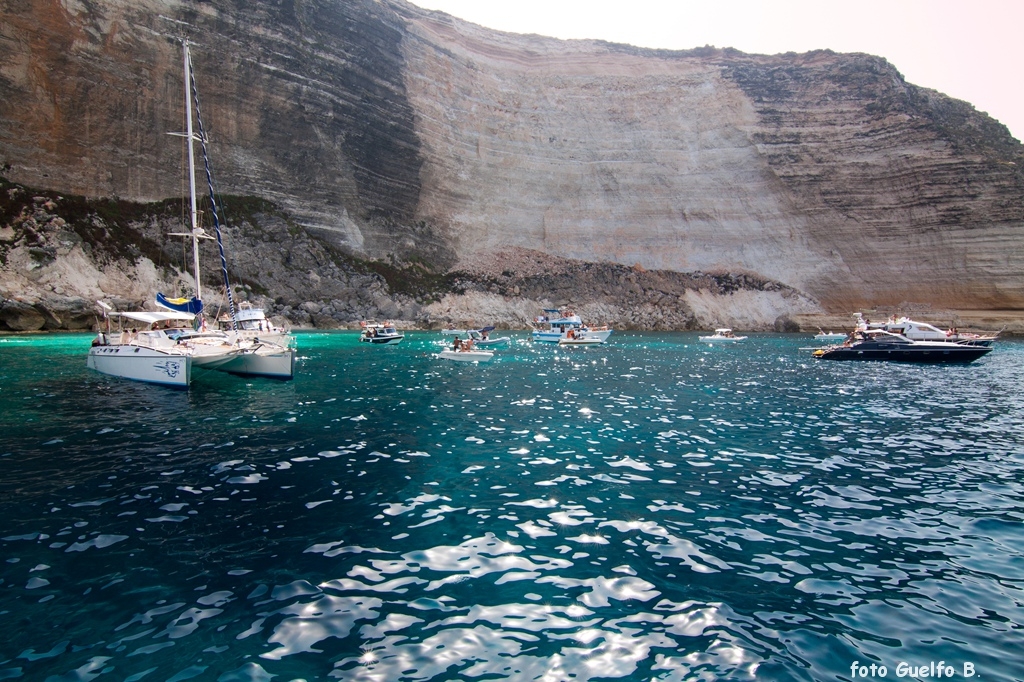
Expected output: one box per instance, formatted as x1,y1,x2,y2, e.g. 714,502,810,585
110,311,195,325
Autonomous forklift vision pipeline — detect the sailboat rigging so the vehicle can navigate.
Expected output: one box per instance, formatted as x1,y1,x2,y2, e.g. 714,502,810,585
87,38,295,385
166,38,296,378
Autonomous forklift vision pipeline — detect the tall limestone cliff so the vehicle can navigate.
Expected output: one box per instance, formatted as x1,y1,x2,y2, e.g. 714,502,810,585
1,0,1022,331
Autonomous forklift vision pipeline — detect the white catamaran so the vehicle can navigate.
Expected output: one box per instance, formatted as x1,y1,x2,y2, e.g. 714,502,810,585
87,39,295,384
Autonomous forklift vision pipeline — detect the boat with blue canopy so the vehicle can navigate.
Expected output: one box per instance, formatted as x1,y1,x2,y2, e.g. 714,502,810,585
531,309,612,344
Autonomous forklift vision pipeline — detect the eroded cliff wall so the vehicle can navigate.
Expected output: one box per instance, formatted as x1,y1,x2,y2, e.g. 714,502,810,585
1,0,438,258
1,0,1022,325
396,7,1024,310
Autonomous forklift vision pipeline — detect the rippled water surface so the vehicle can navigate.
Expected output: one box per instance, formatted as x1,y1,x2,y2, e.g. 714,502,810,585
1,332,1023,681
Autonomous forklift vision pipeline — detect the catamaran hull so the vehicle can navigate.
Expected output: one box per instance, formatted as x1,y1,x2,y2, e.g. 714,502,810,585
87,347,192,387
229,331,293,348
190,347,242,369
216,347,296,379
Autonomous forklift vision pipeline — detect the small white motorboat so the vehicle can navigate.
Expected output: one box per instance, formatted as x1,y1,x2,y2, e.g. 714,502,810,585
557,336,603,346
531,308,613,343
360,320,404,345
467,326,510,347
437,349,494,363
699,328,747,343
814,329,848,342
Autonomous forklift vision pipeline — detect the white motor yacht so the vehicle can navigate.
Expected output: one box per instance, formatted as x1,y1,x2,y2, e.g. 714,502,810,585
856,313,997,347
813,328,993,363
217,301,293,348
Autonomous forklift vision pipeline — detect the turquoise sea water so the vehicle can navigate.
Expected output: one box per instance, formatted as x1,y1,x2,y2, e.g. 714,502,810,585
1,331,1022,681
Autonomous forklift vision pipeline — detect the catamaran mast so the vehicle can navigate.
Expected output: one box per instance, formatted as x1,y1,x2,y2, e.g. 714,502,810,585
165,38,238,328
168,38,211,307
186,42,238,331
183,39,202,302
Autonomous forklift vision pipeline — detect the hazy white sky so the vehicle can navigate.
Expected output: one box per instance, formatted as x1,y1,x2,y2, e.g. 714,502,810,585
408,0,1023,142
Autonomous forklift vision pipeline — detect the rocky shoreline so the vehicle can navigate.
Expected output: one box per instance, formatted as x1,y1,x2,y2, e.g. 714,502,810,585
2,289,1020,338
3,180,1021,336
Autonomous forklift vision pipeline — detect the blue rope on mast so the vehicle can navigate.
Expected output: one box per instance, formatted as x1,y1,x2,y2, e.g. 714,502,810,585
187,50,237,331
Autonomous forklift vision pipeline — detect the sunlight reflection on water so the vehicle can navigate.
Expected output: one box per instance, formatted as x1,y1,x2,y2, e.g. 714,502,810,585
1,332,1022,680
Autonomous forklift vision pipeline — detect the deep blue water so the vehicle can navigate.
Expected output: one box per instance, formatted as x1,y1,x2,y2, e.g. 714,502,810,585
1,331,1023,681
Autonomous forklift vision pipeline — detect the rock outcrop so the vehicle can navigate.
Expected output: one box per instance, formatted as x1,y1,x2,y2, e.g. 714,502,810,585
1,0,1022,331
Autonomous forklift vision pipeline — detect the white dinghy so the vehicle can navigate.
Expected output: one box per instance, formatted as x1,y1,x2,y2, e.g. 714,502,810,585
698,328,747,343
437,349,494,363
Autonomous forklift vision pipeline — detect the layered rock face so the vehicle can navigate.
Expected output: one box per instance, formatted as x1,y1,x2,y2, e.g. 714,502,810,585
1,0,1022,327
397,11,1024,310
0,0,434,259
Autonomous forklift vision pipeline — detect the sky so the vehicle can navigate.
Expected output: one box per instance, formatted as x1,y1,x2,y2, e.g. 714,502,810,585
407,0,1023,142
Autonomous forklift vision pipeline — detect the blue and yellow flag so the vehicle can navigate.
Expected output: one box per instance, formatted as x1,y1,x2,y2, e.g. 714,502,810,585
156,293,203,315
